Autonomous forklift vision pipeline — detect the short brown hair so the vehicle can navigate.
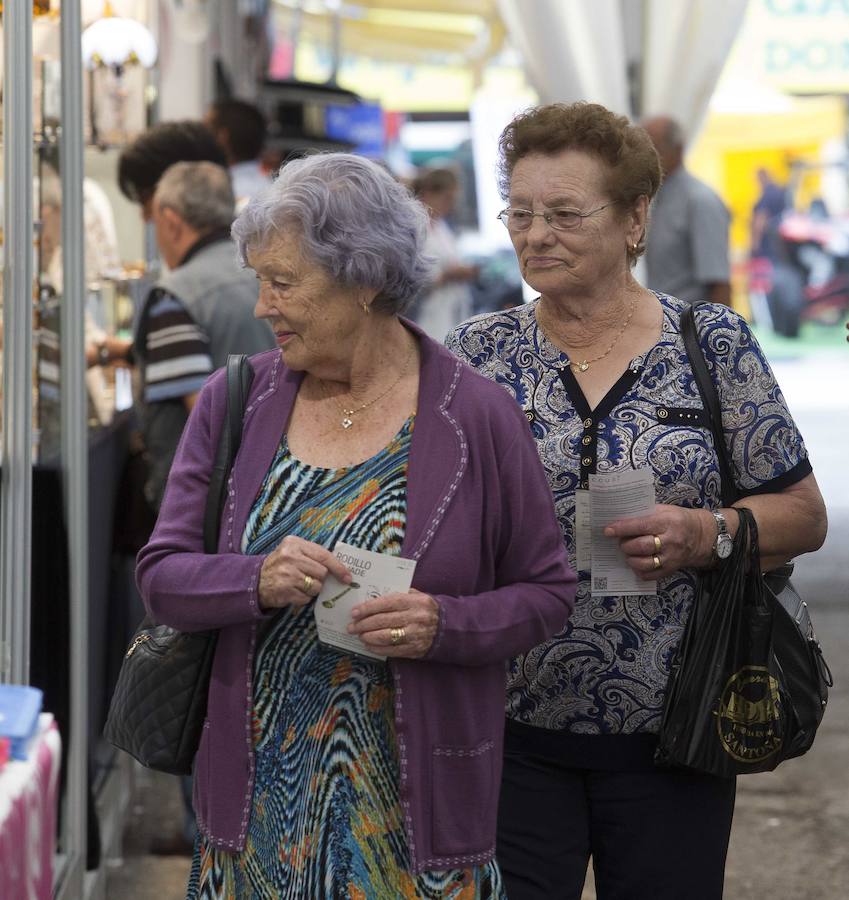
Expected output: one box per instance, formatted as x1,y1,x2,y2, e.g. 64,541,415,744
498,103,662,263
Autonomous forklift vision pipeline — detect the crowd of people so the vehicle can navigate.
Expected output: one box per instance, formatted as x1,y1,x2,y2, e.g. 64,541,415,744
97,97,826,899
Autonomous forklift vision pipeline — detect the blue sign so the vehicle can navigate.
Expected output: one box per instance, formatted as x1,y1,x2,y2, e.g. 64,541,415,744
325,103,385,157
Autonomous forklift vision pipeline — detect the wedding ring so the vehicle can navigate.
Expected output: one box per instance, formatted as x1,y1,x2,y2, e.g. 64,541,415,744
390,626,406,646
653,535,662,553
302,574,314,594
652,555,662,571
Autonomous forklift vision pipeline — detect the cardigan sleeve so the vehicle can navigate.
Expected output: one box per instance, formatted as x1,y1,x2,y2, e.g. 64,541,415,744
135,367,268,631
424,410,576,667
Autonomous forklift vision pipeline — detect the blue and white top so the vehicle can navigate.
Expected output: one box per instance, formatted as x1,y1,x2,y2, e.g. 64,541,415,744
446,293,811,738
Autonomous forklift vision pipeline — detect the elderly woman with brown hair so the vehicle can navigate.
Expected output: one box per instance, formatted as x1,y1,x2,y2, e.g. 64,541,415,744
447,103,827,900
135,152,575,899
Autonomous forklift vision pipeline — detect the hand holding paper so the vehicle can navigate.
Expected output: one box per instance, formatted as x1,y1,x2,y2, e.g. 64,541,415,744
604,502,718,577
348,588,439,659
259,535,352,611
313,542,417,661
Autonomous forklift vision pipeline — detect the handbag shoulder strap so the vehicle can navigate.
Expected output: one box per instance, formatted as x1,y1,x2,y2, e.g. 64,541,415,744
202,354,255,553
680,302,737,507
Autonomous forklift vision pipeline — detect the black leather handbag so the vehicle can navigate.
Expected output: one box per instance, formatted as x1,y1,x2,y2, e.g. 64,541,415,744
104,354,254,775
655,304,832,776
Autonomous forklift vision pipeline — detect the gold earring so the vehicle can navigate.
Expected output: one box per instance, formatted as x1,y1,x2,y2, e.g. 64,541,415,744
361,300,370,315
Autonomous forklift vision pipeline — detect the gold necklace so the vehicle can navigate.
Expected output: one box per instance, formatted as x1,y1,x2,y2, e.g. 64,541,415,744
561,293,639,372
321,344,415,429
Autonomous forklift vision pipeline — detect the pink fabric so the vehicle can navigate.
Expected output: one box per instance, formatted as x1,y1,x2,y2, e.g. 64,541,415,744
0,715,62,899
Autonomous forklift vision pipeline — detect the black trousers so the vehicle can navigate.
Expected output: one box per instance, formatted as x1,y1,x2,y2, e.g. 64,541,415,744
497,739,737,900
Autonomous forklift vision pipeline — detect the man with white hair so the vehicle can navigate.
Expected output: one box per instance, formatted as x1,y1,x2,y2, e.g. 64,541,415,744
642,115,731,307
138,160,274,513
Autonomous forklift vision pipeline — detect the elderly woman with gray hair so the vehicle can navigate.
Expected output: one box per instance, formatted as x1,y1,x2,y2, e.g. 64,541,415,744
136,152,576,899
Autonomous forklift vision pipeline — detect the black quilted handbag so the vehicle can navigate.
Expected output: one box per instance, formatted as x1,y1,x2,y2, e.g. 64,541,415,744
104,355,254,775
654,305,832,776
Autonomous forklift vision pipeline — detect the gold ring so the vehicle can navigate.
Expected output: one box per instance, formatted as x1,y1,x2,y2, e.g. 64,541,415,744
390,626,406,646
302,574,314,594
652,555,662,570
653,535,662,553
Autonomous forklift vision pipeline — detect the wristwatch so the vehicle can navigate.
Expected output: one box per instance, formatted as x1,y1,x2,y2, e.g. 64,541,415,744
711,510,733,562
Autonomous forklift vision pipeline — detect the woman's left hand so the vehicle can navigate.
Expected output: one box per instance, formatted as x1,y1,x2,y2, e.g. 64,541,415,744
604,503,715,579
348,589,439,658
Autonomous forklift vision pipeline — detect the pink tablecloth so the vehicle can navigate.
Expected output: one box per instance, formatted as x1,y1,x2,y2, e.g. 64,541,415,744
0,714,62,899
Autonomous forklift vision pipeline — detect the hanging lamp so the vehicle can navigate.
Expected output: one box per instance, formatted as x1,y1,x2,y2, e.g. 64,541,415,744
81,1,158,71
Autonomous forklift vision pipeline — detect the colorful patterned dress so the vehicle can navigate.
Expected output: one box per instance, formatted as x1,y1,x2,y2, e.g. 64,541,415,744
187,417,505,899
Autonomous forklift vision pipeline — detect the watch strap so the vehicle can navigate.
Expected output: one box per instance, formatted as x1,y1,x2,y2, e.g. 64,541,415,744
711,510,728,536
709,509,734,564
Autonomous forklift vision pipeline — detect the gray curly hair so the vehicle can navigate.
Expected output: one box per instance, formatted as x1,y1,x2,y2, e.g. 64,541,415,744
232,153,433,314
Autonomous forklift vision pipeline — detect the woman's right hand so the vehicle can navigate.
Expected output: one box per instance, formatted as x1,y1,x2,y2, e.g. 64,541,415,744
258,536,352,611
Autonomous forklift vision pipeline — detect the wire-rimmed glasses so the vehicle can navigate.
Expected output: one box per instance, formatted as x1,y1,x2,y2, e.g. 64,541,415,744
497,203,612,232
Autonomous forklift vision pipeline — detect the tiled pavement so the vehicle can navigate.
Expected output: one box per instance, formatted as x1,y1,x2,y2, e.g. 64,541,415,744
105,768,191,900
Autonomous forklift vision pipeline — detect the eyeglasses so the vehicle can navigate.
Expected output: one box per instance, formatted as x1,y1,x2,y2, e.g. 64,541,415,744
497,203,612,232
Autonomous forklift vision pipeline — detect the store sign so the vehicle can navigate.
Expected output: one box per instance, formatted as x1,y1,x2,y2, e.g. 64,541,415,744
749,0,849,90
325,103,385,158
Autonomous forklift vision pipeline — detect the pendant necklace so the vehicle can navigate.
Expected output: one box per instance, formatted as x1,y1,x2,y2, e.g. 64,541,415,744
322,344,415,429
564,293,639,372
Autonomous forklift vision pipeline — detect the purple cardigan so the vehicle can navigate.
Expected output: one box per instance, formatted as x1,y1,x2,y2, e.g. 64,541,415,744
136,326,576,873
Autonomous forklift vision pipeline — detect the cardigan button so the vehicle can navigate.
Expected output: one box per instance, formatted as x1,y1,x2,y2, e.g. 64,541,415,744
582,456,592,466
658,407,669,419
583,417,592,428
582,435,592,445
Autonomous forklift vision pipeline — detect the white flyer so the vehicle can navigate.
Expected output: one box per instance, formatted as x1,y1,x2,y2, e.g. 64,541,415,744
588,469,657,597
314,541,417,661
574,489,592,572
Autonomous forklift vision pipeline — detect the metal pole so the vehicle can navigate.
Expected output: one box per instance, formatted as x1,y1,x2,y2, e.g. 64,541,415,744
59,0,88,894
329,6,342,85
1,0,34,686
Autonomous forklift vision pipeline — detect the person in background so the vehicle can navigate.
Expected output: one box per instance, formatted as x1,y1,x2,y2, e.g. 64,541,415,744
118,120,228,222
205,98,272,209
447,101,826,900
642,115,732,307
139,160,275,518
136,152,575,898
97,120,234,372
411,167,479,340
750,167,788,262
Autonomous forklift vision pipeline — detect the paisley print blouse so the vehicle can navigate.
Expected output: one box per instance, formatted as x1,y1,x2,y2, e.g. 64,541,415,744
446,293,811,735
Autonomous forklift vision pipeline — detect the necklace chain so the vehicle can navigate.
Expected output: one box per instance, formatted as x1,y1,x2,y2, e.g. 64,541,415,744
320,344,415,429
551,294,639,373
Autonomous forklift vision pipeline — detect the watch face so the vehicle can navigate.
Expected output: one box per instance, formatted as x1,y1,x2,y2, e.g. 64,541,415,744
716,534,733,559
